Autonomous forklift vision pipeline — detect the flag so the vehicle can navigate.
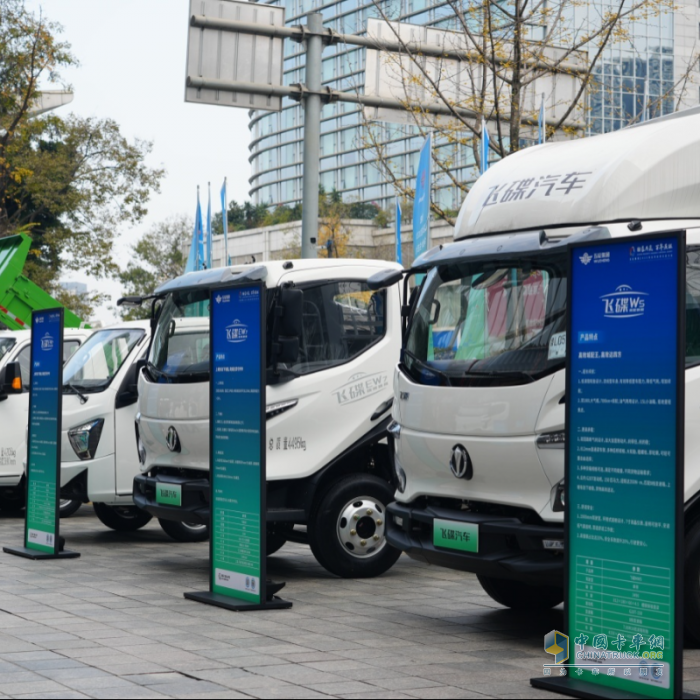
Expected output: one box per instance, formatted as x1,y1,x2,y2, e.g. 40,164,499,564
221,178,229,267
396,197,402,266
185,216,198,273
206,182,212,269
480,117,490,175
538,93,546,145
413,134,431,263
641,78,649,122
193,188,205,270
185,188,203,273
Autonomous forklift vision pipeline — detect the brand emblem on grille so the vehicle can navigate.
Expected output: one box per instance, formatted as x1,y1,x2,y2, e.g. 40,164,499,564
166,427,181,453
450,444,472,480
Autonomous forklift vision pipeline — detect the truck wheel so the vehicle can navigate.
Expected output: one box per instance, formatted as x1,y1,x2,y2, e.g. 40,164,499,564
477,575,563,610
93,503,152,532
684,521,700,644
309,474,401,578
59,499,82,518
0,487,25,512
159,518,209,542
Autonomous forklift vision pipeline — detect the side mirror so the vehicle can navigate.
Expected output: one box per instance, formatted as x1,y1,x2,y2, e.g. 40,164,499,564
115,360,140,409
271,287,303,367
368,268,404,291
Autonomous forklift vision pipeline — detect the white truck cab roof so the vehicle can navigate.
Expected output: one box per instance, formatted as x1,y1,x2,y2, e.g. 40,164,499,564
155,259,403,296
456,105,700,239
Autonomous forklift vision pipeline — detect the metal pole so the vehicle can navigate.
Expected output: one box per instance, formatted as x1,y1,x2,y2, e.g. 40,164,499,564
301,13,323,260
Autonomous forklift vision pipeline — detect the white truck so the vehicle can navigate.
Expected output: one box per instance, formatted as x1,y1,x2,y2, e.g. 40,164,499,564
132,259,404,578
382,107,700,642
59,321,155,530
0,328,92,513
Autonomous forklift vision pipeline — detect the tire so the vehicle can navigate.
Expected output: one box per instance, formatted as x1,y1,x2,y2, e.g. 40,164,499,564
684,521,700,644
477,574,563,610
93,503,153,532
267,523,292,556
59,499,82,518
0,487,25,512
308,474,401,578
159,518,209,542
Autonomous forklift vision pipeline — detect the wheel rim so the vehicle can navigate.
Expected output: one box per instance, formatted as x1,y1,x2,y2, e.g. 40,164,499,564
59,499,75,509
182,522,207,532
336,496,387,559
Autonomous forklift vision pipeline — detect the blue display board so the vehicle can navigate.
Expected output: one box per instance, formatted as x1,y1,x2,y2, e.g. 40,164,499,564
4,309,79,560
185,283,290,612
536,232,685,699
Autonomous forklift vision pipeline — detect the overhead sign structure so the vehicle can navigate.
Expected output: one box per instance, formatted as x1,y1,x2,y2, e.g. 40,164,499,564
4,309,79,560
533,232,685,698
185,0,285,112
185,283,291,611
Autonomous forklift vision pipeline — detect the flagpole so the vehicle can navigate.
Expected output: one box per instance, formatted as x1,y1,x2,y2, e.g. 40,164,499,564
222,178,229,267
196,185,201,271
206,182,212,269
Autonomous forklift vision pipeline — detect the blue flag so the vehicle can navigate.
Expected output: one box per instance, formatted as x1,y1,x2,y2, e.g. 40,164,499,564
196,190,204,270
538,93,545,145
413,134,431,263
221,178,229,267
185,215,198,274
396,197,402,265
206,183,213,269
480,118,490,175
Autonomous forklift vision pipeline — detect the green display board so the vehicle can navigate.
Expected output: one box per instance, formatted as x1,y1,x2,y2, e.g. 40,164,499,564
184,283,290,612
533,233,684,699
4,308,79,560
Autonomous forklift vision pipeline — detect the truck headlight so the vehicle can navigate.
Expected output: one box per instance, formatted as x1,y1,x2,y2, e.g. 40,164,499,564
68,419,104,461
537,431,565,449
135,421,146,466
394,455,407,493
550,479,565,512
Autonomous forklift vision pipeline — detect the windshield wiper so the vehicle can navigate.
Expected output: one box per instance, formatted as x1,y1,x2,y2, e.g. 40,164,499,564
462,369,536,383
402,349,452,386
64,383,88,404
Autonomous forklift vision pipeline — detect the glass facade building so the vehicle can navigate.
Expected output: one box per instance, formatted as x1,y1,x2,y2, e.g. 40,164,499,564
249,0,694,213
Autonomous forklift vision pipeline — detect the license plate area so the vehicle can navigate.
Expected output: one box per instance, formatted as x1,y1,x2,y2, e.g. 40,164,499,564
156,483,182,507
433,518,479,553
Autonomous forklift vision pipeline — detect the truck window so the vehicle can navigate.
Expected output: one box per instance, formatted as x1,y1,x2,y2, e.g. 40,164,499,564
0,338,16,363
64,340,80,363
686,249,700,366
285,281,386,376
405,255,566,386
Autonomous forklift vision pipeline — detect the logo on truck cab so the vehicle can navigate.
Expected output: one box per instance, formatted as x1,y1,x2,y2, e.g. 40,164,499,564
333,372,389,406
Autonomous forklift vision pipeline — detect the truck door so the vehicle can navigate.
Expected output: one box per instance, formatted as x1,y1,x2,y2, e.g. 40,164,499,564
266,275,397,482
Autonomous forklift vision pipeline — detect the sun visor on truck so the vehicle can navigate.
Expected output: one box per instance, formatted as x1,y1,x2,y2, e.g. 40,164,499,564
155,265,268,296
410,226,611,273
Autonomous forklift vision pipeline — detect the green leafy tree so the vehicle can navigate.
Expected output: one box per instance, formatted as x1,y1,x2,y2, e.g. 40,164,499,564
0,0,164,312
118,215,191,320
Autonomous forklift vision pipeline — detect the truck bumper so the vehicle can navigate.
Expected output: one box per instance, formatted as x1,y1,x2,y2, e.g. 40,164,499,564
133,473,308,525
133,473,210,524
386,501,564,585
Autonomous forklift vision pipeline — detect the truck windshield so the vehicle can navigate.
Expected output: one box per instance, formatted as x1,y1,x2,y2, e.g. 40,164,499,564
404,253,567,387
0,338,16,363
63,328,145,391
148,290,210,383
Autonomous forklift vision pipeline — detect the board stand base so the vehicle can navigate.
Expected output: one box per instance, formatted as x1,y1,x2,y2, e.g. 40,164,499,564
3,546,80,560
531,676,699,699
184,590,292,611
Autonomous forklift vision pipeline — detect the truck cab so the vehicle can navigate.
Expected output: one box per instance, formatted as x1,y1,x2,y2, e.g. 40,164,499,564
0,328,91,512
59,321,154,531
384,107,700,642
134,259,403,578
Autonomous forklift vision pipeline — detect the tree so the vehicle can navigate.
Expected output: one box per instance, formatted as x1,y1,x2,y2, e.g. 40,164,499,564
0,1,164,310
362,0,697,224
118,215,191,320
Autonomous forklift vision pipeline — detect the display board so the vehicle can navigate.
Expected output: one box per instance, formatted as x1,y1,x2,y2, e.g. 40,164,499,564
534,232,685,699
4,309,79,560
185,282,290,611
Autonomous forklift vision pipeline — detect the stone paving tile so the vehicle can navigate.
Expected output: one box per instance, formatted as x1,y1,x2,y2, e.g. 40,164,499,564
0,508,695,700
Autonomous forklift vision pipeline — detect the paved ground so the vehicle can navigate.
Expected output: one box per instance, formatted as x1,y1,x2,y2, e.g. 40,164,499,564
0,508,696,700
